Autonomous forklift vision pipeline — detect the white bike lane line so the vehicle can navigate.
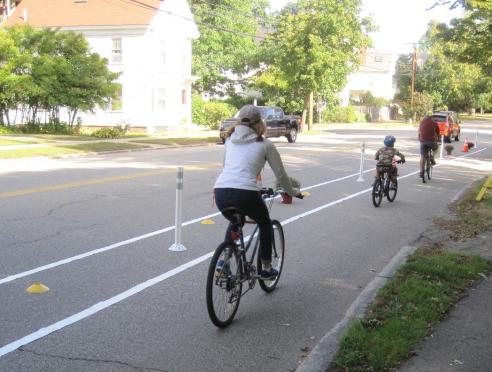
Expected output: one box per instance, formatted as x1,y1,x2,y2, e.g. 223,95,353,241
0,170,372,286
0,148,487,358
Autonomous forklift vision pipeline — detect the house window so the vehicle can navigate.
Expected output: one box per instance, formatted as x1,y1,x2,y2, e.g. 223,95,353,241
111,38,122,63
111,83,123,111
374,55,383,62
157,88,166,110
181,89,186,105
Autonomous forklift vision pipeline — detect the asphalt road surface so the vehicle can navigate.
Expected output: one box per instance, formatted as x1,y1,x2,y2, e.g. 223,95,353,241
1,121,491,371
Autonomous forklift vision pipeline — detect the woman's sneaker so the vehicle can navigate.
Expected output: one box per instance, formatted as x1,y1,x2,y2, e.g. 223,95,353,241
260,267,278,280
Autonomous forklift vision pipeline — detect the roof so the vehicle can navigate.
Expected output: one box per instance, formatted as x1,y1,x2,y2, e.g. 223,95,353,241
2,0,163,28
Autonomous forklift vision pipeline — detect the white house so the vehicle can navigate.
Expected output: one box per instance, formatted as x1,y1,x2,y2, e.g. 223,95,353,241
340,48,396,106
2,0,199,134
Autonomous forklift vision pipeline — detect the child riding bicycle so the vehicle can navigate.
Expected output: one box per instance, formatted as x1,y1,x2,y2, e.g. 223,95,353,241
374,135,406,185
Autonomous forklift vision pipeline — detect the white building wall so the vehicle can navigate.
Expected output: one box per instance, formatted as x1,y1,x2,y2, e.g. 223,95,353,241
340,49,396,106
65,0,198,132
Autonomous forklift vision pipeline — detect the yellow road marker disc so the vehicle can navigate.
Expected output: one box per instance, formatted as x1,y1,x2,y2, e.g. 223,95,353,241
301,191,310,196
201,219,215,225
26,282,50,294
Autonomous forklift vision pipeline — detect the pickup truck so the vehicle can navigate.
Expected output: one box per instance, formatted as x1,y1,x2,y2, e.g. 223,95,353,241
219,106,301,143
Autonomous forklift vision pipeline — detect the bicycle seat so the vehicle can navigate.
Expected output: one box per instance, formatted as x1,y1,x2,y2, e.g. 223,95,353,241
220,207,246,227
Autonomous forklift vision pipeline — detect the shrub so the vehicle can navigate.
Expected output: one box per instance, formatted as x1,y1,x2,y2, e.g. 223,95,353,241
91,127,125,139
192,93,206,126
0,125,19,134
400,92,434,120
323,106,359,123
201,101,237,130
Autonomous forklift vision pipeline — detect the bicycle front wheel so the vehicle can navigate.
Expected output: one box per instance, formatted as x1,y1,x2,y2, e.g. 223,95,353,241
387,178,398,202
258,220,285,293
206,242,242,328
372,178,383,207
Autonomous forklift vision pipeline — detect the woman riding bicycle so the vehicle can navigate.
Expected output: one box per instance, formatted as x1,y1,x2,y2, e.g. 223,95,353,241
214,104,302,280
374,135,405,185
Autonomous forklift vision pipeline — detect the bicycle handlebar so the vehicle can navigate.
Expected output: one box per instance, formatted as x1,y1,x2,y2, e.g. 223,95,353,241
260,187,304,199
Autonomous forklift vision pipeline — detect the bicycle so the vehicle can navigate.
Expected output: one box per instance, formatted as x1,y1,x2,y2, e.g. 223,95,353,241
422,147,434,183
372,160,403,207
206,188,295,328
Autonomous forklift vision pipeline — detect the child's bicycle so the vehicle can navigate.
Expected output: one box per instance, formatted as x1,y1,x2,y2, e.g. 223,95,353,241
372,160,403,207
206,188,298,328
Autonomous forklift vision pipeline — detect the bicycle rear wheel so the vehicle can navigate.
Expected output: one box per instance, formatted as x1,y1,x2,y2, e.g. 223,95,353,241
426,158,432,181
387,178,398,202
206,242,242,327
258,220,285,293
372,178,383,207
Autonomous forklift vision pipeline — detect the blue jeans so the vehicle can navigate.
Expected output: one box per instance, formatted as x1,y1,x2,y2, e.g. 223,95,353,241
214,188,273,261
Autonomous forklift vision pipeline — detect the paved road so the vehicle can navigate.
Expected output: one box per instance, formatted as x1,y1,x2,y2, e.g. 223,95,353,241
0,123,490,371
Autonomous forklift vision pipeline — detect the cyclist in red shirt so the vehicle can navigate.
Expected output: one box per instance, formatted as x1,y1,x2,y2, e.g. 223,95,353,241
418,116,440,179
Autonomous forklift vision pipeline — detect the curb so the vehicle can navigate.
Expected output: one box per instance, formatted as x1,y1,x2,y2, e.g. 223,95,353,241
296,245,417,372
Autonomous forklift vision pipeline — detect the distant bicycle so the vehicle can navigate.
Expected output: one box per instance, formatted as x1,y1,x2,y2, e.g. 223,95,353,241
422,147,434,183
372,160,403,207
206,188,297,328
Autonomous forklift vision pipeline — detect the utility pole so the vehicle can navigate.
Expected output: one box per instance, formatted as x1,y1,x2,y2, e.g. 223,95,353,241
411,44,417,123
308,91,314,130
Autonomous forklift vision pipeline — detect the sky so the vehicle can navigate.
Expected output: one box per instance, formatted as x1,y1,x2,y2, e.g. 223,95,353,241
268,0,464,55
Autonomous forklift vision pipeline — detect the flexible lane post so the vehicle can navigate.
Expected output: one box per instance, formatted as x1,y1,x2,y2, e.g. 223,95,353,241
439,134,444,159
169,166,187,251
356,142,365,182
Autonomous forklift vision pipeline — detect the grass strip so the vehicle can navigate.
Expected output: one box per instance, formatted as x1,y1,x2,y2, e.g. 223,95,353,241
331,247,490,371
0,139,41,146
131,136,219,145
0,142,148,159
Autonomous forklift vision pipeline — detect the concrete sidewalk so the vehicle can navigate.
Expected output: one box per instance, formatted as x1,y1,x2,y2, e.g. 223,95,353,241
397,230,492,372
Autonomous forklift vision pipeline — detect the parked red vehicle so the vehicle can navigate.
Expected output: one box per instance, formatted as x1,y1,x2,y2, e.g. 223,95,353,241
431,112,461,143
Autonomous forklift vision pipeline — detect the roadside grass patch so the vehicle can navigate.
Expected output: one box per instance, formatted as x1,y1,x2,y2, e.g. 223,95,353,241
131,136,218,145
331,247,490,371
0,142,148,159
0,138,41,146
435,178,492,240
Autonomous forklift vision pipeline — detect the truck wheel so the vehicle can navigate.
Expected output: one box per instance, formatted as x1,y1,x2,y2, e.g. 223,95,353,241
286,128,297,143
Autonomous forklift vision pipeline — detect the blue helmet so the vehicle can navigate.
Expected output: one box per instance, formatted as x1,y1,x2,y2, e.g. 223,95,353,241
384,135,396,147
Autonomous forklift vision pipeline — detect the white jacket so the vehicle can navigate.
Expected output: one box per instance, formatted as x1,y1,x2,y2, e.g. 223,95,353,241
214,125,297,196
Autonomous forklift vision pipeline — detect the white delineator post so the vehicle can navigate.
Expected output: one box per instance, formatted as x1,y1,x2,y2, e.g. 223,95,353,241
356,142,365,182
169,166,187,251
439,134,445,159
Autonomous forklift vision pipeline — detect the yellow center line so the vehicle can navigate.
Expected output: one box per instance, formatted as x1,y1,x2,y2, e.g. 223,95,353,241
0,163,222,199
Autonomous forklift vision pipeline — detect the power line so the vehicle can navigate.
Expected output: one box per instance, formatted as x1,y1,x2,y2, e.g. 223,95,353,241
126,0,266,41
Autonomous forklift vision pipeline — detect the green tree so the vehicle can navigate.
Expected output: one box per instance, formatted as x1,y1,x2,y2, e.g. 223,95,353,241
0,29,31,125
394,20,492,114
190,0,269,95
256,0,372,129
431,0,492,74
4,25,119,127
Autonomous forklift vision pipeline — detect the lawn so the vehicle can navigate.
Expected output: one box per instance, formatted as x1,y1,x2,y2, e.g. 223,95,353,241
0,142,149,159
